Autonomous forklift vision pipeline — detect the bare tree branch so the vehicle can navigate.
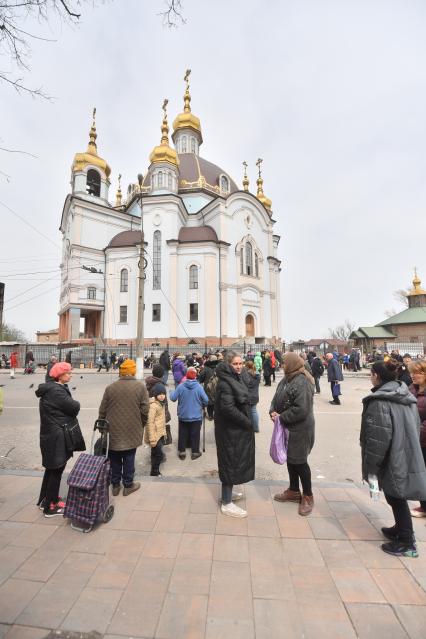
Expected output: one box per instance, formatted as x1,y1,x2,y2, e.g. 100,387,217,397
393,288,409,308
328,319,355,341
158,0,186,28
0,145,38,158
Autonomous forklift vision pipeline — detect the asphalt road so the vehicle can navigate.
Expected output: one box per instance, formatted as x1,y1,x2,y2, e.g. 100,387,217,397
0,369,371,486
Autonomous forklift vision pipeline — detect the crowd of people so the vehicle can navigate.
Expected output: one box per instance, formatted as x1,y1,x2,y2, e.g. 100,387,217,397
32,345,426,557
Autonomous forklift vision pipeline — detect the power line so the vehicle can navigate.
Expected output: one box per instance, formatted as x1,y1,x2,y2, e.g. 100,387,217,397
3,283,61,313
0,200,60,250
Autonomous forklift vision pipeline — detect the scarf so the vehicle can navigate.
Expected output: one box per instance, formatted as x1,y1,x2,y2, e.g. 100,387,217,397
283,353,315,385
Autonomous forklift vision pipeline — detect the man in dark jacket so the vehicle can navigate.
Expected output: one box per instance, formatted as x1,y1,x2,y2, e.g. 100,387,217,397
326,353,344,405
45,355,57,382
310,352,324,394
159,350,171,384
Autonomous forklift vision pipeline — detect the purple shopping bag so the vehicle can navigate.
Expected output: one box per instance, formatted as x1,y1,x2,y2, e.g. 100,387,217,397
269,415,289,465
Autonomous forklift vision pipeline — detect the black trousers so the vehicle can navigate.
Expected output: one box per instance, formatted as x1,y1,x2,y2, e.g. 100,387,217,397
287,462,312,496
313,376,321,393
151,439,164,476
207,404,214,419
38,465,66,512
385,493,414,543
264,374,271,386
178,420,201,453
330,381,341,404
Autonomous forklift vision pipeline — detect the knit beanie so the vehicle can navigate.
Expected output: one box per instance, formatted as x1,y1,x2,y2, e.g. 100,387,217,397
152,382,167,397
186,367,197,380
49,362,72,379
119,359,136,376
152,364,164,378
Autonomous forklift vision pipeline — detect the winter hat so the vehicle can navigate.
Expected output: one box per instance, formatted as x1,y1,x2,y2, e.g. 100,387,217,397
152,364,164,378
119,359,136,376
49,362,72,379
186,367,197,380
152,382,167,397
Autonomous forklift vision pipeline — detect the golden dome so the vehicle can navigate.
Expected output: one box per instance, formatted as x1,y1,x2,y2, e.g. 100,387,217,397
255,158,272,210
172,69,203,142
149,99,179,167
242,160,249,192
407,268,426,296
72,108,111,177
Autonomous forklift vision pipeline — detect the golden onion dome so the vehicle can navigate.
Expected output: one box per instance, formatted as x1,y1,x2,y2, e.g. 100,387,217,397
172,69,203,143
407,268,426,296
255,158,272,210
149,99,179,168
72,108,111,177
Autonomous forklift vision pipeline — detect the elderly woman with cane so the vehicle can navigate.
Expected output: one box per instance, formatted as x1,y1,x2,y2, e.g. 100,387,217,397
270,352,315,516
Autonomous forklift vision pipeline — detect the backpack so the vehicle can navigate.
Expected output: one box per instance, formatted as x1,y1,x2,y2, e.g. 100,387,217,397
206,372,219,403
318,362,325,376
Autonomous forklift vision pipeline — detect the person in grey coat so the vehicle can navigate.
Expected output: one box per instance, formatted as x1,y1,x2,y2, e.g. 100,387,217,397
360,359,426,557
326,352,343,405
271,353,316,516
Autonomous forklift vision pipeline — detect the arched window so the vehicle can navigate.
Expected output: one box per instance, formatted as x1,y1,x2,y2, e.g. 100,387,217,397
189,265,198,289
120,268,128,292
245,242,253,276
240,248,244,275
191,137,196,154
182,136,187,153
255,253,259,278
153,230,161,290
151,173,156,189
220,175,229,194
168,172,172,190
158,171,163,188
86,169,101,196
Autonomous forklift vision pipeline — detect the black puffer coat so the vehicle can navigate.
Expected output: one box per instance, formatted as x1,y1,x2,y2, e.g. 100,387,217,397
360,381,426,500
275,373,315,464
35,381,80,469
214,362,255,485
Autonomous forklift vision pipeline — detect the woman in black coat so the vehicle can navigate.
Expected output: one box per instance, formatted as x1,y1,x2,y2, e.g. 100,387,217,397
35,362,80,517
262,352,273,386
271,353,315,516
214,351,254,518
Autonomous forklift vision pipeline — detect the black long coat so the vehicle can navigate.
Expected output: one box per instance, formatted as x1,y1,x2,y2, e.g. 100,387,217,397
35,381,80,469
214,362,255,485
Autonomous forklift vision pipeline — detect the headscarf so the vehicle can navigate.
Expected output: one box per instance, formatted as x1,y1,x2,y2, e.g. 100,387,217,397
119,359,136,377
49,362,72,379
283,353,314,385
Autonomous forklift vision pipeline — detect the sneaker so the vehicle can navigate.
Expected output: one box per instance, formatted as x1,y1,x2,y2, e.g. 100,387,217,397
112,484,121,497
221,502,247,518
191,452,202,460
381,525,398,540
381,539,418,558
39,497,65,510
44,503,65,518
410,506,426,518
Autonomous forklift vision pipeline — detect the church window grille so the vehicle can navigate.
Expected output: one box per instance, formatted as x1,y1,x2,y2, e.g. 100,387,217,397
240,248,244,275
190,303,199,321
119,305,128,323
246,242,253,276
86,169,101,197
191,137,196,153
158,171,163,188
152,304,161,321
255,253,259,278
151,173,156,189
153,230,161,290
182,136,187,153
189,265,198,289
168,172,172,190
87,287,96,300
120,269,128,293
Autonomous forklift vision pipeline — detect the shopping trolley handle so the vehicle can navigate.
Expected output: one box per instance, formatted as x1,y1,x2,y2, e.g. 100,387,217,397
94,418,110,433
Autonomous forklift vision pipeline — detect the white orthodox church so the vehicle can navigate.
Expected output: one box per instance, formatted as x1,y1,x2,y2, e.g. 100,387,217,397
58,74,282,346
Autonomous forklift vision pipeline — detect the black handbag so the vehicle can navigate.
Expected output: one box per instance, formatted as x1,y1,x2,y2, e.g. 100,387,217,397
63,419,86,454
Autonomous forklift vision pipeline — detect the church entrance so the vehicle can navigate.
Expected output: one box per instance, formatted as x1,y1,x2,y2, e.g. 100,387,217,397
245,314,255,338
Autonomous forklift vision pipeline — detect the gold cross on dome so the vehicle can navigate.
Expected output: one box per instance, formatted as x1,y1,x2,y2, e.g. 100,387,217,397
256,158,263,178
243,160,248,176
184,69,191,85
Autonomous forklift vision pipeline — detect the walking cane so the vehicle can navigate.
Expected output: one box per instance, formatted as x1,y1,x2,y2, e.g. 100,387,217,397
202,410,206,453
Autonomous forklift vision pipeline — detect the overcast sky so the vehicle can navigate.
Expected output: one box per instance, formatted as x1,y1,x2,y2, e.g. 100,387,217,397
1,0,425,342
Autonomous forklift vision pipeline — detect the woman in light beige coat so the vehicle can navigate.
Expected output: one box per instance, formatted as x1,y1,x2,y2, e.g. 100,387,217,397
144,383,167,476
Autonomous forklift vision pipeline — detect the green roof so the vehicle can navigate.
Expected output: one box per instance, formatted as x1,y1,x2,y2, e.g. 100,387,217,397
377,306,426,326
351,326,396,339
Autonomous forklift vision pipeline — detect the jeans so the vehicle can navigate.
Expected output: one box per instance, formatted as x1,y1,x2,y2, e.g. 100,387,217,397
38,465,66,511
385,493,414,543
108,448,136,487
178,420,201,453
150,439,164,476
313,376,321,393
287,462,312,496
249,404,259,432
222,483,233,505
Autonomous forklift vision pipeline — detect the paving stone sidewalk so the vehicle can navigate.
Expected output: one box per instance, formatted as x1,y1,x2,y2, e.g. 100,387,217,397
0,474,426,638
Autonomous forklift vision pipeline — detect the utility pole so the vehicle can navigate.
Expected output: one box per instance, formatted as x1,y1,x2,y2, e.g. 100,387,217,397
135,174,146,380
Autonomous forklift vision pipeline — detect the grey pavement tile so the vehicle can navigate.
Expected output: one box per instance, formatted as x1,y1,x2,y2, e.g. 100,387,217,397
249,537,295,600
61,587,123,634
394,604,426,639
177,532,214,560
48,551,102,587
168,483,195,498
346,603,409,639
154,507,189,533
134,492,167,512
119,509,159,532
352,540,404,568
0,579,43,625
317,539,364,569
308,516,348,540
142,531,182,559
88,554,139,590
282,538,325,567
3,625,48,639
247,515,280,538
319,487,352,502
104,529,150,555
189,498,219,515
339,513,384,541
0,546,35,586
301,600,357,638
0,625,8,639
254,598,304,639
370,568,426,605
290,564,341,603
0,523,31,550
205,617,255,639
184,513,217,534
16,581,82,629
70,526,118,554
155,593,207,639
9,523,58,549
213,534,249,563
13,548,67,582
275,509,314,539
215,512,248,536
329,567,387,603
8,505,44,524
208,561,253,620
168,558,211,595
